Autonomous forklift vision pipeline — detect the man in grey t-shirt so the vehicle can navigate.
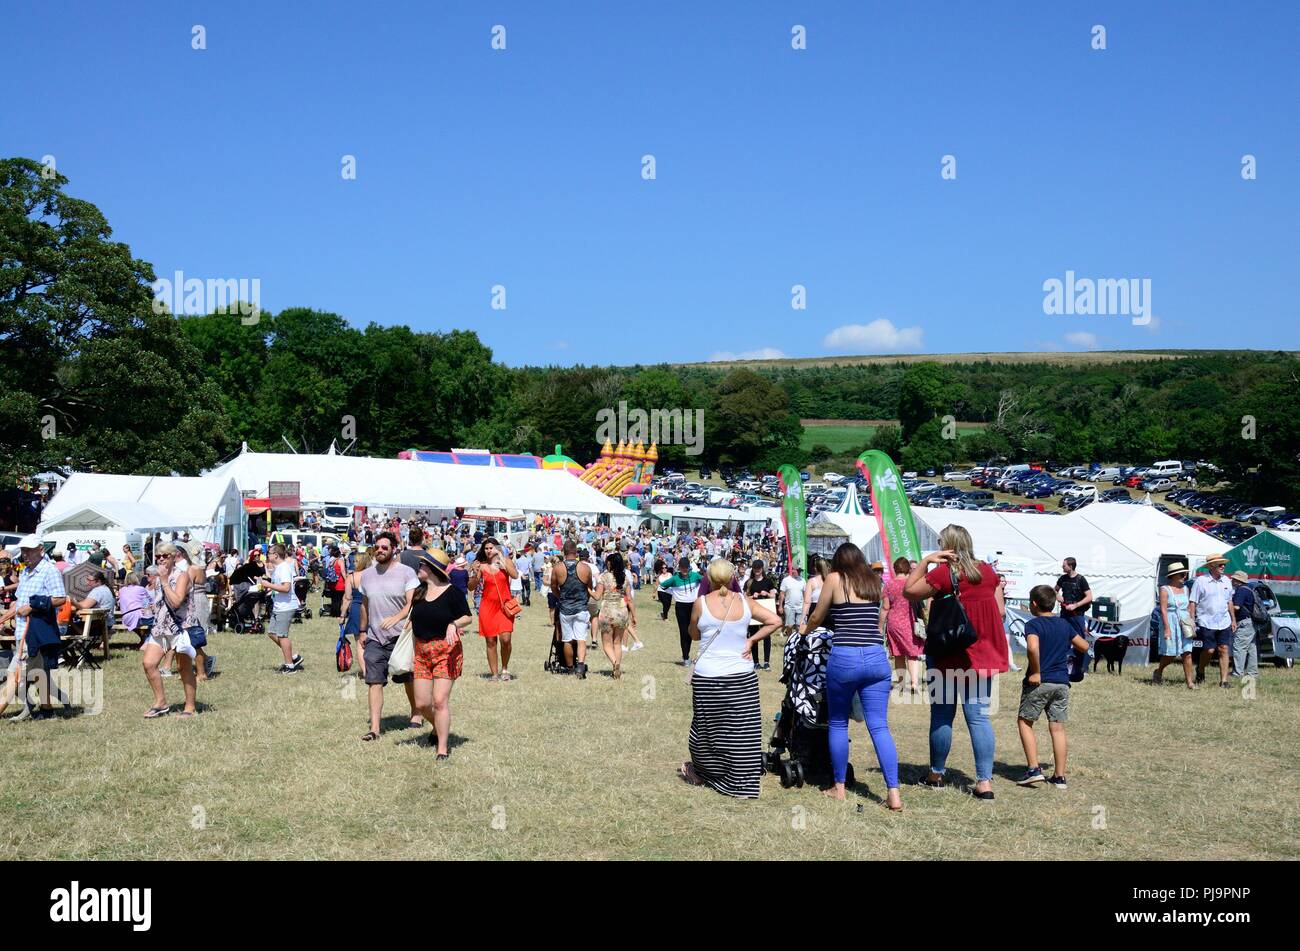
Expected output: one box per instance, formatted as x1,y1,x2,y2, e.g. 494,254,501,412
357,532,420,740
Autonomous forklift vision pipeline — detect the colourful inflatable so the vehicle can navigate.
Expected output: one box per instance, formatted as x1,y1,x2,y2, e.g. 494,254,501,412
580,440,657,496
542,445,584,475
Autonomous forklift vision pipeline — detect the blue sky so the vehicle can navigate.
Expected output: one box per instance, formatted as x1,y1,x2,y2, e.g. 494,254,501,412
4,1,1297,365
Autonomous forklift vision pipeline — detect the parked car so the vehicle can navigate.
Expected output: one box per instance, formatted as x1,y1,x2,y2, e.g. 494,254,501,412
1101,488,1131,501
1142,478,1176,492
822,472,845,485
942,469,972,482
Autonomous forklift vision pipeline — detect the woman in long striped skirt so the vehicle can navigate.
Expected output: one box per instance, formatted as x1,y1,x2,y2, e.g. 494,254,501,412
681,559,784,797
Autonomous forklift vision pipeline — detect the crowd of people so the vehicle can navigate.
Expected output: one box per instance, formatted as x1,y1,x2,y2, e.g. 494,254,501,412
0,511,1269,806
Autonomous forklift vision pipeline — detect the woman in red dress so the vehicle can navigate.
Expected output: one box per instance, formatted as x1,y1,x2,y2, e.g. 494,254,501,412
905,524,1009,800
469,537,519,682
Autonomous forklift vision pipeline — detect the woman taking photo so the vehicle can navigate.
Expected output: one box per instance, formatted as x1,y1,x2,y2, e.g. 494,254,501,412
884,556,925,694
469,537,519,682
654,559,672,621
679,559,782,798
802,556,828,626
804,543,901,809
593,551,636,679
408,550,472,760
1152,562,1195,688
905,524,1009,800
143,544,198,719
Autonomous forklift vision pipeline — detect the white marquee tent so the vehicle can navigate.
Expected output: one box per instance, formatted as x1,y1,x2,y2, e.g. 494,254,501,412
206,447,630,517
38,473,245,547
810,503,1226,662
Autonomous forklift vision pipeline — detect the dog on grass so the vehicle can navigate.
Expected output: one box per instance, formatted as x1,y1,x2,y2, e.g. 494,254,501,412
1091,635,1131,674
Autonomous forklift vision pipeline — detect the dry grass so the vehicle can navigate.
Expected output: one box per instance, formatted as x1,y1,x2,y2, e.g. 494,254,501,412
2,587,1296,860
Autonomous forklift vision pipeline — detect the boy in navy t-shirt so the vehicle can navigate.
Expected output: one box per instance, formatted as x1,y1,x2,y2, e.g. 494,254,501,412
1017,585,1090,790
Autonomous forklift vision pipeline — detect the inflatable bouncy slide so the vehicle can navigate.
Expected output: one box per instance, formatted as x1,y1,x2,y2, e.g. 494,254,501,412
580,440,657,499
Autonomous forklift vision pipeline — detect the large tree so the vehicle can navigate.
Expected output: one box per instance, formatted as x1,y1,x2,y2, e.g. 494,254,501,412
0,157,231,477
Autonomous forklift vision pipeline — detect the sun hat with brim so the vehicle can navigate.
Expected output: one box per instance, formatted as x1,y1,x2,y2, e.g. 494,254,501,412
1205,553,1229,566
1165,562,1189,576
416,548,451,578
1231,570,1249,583
17,534,43,550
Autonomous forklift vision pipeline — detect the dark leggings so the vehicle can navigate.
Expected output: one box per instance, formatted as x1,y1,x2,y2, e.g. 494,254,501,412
658,591,672,620
750,627,771,665
328,589,343,617
675,601,694,661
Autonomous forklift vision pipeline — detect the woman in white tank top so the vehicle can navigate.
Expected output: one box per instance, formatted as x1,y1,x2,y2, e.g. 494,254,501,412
679,559,783,797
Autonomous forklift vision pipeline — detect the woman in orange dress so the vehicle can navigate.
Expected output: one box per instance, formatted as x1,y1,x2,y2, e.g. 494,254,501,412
469,537,519,682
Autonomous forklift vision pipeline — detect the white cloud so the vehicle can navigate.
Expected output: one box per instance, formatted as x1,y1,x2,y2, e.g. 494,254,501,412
822,319,924,353
1064,331,1099,350
706,348,788,362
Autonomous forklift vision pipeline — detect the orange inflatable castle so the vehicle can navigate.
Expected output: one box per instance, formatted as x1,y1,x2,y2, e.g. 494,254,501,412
580,440,657,497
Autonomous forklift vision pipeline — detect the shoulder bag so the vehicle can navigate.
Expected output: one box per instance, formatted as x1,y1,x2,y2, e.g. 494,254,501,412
924,567,976,657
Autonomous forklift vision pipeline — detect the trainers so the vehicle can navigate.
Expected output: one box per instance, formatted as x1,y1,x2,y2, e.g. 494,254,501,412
753,662,761,671
277,664,300,674
629,642,644,652
204,655,216,677
1219,682,1232,689
290,654,304,669
159,667,174,679
1047,775,1068,791
761,663,771,671
1017,767,1046,786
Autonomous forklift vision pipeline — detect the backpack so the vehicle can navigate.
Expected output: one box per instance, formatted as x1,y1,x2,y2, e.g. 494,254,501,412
1250,590,1270,626
322,558,338,585
925,567,978,657
335,629,353,672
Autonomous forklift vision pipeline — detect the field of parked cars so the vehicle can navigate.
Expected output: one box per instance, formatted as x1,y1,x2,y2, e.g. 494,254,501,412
650,460,1297,546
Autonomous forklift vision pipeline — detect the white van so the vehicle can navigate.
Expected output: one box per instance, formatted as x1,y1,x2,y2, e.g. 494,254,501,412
316,504,354,533
1147,460,1184,478
276,530,341,552
43,529,145,562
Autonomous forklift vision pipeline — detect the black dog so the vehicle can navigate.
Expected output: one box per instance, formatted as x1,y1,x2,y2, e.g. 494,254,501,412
1091,635,1131,673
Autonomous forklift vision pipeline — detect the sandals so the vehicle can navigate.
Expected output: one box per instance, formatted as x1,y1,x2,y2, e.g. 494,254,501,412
677,761,704,786
176,710,197,719
407,718,424,729
143,706,169,719
361,730,379,742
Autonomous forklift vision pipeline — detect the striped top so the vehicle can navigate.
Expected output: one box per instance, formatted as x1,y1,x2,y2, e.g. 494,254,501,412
827,599,883,648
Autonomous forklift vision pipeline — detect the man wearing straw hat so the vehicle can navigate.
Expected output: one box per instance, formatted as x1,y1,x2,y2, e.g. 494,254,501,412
1189,553,1237,689
1229,570,1260,680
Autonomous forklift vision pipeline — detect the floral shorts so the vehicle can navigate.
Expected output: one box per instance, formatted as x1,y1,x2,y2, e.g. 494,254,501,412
413,637,463,681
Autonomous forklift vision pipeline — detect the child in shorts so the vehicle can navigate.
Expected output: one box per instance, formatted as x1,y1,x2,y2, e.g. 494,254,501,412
1017,585,1090,790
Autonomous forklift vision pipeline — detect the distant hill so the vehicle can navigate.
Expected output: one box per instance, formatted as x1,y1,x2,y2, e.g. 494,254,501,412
670,350,1281,370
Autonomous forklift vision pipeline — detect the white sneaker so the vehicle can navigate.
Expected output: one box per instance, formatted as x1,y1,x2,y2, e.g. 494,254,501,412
630,642,644,652
159,668,174,679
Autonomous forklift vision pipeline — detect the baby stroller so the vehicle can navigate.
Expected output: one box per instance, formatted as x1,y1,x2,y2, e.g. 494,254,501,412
764,626,855,789
542,613,571,674
227,584,268,635
293,575,313,623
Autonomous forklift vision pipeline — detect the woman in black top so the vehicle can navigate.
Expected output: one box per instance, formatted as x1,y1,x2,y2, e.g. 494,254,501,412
408,549,472,760
743,560,778,670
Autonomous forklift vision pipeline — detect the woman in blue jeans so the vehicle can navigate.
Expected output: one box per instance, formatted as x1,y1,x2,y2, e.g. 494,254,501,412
803,543,901,810
904,526,1009,801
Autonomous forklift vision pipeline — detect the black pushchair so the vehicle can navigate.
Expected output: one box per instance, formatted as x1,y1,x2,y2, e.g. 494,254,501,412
227,583,268,634
764,627,855,789
293,576,313,623
542,612,571,674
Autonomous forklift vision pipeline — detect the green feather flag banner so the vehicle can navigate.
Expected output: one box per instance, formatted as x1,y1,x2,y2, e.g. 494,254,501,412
777,464,807,575
855,450,922,582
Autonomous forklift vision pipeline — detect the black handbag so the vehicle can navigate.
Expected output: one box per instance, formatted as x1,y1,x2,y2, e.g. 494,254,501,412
925,567,977,657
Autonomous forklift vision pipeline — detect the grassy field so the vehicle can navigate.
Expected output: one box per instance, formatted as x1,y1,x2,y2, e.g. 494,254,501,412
3,585,1297,861
800,420,985,455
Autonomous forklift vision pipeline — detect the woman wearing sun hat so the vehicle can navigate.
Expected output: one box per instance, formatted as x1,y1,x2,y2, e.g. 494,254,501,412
1153,561,1196,688
407,549,472,760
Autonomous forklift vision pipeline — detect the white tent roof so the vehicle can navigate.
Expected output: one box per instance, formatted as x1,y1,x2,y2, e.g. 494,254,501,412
39,474,243,536
206,448,629,516
835,483,865,516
